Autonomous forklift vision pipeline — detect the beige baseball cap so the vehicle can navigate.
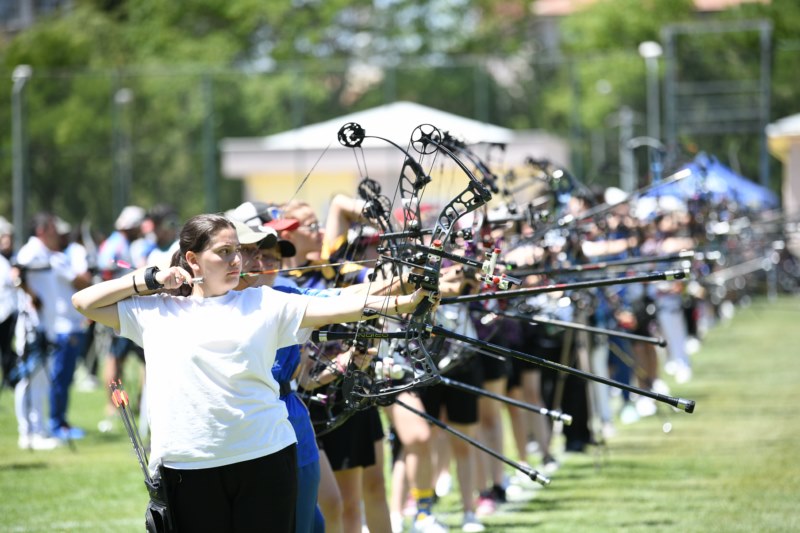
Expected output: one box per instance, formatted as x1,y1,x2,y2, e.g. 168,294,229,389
231,220,278,248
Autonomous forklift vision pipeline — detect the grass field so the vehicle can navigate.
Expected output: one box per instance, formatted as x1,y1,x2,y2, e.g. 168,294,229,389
1,297,799,532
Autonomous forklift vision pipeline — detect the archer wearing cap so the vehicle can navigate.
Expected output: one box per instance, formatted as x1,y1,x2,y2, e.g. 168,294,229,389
228,201,297,258
230,220,280,291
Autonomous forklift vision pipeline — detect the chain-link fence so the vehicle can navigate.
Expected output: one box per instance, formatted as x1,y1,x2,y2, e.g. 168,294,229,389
0,36,795,237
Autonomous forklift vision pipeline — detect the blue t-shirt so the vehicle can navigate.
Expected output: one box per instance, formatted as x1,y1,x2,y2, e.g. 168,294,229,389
272,283,339,468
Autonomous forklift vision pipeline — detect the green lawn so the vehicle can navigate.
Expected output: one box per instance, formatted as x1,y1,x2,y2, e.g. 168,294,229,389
1,297,799,532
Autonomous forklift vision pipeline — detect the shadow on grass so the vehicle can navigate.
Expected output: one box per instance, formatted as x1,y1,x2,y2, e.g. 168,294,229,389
484,522,547,530
617,518,677,528
0,461,49,471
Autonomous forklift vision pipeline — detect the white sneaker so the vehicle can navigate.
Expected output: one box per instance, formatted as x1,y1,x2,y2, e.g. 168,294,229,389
461,511,485,532
675,365,693,384
402,496,418,517
511,467,539,488
635,397,658,418
391,512,405,533
97,417,115,433
435,472,452,498
541,456,560,475
602,422,617,440
411,514,448,533
652,378,671,396
525,440,540,456
18,434,61,451
619,403,640,425
685,337,701,355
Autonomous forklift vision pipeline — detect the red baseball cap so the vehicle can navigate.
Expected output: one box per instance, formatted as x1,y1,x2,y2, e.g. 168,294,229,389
231,201,300,232
265,218,300,232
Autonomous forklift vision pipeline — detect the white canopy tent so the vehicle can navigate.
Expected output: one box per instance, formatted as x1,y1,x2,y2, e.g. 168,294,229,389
767,113,800,257
220,101,568,217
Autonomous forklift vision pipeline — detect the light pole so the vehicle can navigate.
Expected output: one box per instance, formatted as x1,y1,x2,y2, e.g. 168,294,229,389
113,87,134,216
628,136,666,184
638,41,663,182
12,64,32,252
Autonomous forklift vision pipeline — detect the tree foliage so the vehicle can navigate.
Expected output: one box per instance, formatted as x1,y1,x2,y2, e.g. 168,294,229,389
0,0,796,232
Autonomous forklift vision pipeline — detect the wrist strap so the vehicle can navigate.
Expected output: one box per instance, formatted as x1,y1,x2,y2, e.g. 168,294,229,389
144,266,163,291
132,275,140,294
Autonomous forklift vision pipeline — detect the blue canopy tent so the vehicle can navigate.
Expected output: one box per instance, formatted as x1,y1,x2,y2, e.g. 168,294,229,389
643,153,779,210
697,154,779,209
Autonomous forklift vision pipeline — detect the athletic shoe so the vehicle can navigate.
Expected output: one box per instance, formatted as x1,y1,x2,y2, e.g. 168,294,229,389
18,434,62,450
435,472,453,498
685,336,701,355
411,514,448,533
461,511,485,532
525,440,540,456
602,422,617,440
97,417,115,433
511,468,539,488
541,455,560,474
474,495,496,517
52,425,86,441
619,403,640,425
391,512,405,533
488,484,506,503
636,397,658,418
652,378,671,396
675,365,693,384
403,495,418,517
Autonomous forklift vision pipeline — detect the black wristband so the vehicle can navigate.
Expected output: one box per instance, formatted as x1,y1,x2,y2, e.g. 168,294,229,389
144,266,163,291
132,275,140,294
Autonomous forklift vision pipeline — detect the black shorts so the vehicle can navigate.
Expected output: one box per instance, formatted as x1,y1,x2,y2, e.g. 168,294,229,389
479,352,511,382
318,406,383,471
162,444,297,533
421,363,480,425
506,324,563,390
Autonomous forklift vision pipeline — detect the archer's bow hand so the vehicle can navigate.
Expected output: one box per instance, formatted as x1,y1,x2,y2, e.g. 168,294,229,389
394,288,434,315
439,264,474,297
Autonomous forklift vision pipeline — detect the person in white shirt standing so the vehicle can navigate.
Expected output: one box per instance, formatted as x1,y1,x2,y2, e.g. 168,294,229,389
16,212,93,441
72,213,429,532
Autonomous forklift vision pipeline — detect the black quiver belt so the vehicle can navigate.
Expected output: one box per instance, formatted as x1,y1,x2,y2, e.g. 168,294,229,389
145,463,176,533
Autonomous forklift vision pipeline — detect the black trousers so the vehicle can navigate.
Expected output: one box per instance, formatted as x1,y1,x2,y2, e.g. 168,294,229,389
0,312,16,387
162,444,297,533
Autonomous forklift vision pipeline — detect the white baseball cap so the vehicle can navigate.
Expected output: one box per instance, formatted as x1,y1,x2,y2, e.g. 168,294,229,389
115,205,146,230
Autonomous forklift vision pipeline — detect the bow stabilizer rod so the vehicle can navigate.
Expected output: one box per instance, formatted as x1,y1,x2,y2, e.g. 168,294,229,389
441,268,690,305
395,398,551,486
429,326,696,413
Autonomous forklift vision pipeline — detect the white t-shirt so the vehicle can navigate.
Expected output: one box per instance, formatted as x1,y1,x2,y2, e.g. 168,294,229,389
0,254,17,323
16,236,84,341
117,286,312,475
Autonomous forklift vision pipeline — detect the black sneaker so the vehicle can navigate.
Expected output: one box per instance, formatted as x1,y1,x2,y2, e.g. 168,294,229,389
489,484,506,503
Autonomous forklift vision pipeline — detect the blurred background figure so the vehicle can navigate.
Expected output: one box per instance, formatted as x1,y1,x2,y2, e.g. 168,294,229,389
96,205,146,431
144,204,180,268
15,212,93,442
0,217,18,389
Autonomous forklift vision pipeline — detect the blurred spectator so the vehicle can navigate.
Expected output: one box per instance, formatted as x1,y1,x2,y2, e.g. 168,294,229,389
96,205,146,430
144,204,180,267
15,213,92,441
97,205,146,276
0,217,18,388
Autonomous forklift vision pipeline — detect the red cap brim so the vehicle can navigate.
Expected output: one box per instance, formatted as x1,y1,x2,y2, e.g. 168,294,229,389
265,218,300,232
